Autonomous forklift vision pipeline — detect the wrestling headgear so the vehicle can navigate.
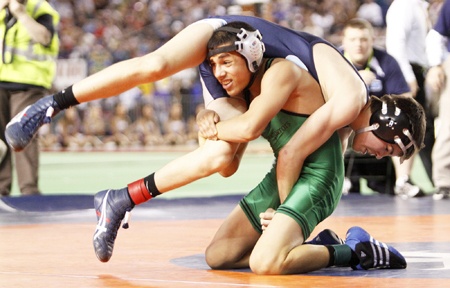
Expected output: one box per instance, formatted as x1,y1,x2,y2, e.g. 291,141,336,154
207,26,265,73
355,100,418,163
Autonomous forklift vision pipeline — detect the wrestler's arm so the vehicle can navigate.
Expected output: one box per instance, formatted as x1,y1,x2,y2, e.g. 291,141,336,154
201,97,249,177
214,61,301,142
276,44,367,203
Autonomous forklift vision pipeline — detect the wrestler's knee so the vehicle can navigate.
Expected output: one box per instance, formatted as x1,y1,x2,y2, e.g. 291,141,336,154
249,250,286,275
205,242,236,270
140,53,170,81
197,143,236,176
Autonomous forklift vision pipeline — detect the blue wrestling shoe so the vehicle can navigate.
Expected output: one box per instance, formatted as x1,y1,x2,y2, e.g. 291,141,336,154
5,95,60,152
345,226,407,270
306,229,344,245
93,188,135,262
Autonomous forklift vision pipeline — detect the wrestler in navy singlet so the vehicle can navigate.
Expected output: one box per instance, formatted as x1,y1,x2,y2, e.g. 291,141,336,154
199,15,368,101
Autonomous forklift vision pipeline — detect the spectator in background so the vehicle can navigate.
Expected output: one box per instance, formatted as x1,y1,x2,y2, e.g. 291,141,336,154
82,104,107,149
129,103,164,147
310,1,335,39
186,103,205,146
163,102,188,146
340,18,425,197
0,0,59,196
104,102,133,149
301,5,325,38
426,0,450,200
356,0,384,27
386,0,435,194
55,107,85,150
38,119,59,151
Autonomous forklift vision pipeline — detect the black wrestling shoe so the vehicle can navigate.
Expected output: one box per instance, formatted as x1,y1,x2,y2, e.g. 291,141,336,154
93,188,134,262
306,229,344,245
5,95,60,151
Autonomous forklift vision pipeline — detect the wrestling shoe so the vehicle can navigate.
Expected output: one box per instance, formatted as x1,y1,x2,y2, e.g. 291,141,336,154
345,226,406,270
93,188,135,262
5,95,60,152
433,187,450,200
394,176,425,199
306,229,344,245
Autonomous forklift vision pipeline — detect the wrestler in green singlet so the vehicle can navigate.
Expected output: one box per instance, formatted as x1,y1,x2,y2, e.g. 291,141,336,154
240,110,344,239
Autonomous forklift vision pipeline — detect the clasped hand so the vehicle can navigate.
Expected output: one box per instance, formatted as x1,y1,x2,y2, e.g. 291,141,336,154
196,109,220,141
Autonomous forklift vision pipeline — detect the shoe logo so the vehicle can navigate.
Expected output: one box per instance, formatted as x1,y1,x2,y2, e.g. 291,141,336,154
94,190,111,240
96,210,111,224
6,112,25,127
360,251,367,258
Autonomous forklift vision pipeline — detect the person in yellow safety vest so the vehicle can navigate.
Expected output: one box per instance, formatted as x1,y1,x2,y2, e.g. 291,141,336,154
0,0,59,196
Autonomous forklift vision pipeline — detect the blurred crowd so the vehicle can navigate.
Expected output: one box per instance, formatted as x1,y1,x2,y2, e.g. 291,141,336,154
39,0,440,150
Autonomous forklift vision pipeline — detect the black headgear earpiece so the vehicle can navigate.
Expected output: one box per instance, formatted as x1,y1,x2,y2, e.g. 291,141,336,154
355,100,418,162
207,26,265,73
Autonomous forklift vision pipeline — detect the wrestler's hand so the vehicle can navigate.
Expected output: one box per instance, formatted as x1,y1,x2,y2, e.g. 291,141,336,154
260,208,276,232
196,109,220,140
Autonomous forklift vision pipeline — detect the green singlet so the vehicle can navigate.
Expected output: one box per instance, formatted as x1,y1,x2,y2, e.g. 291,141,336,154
239,110,344,239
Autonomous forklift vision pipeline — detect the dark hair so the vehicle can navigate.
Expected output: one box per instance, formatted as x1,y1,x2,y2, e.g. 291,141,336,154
369,95,426,159
207,21,257,56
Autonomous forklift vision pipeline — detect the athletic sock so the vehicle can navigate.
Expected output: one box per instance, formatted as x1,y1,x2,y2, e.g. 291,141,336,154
53,86,80,109
326,244,359,267
143,173,161,197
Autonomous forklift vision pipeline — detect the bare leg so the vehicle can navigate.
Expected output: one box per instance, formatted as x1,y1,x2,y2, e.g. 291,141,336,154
250,213,330,275
205,205,260,269
72,21,215,103
207,208,331,274
155,97,247,192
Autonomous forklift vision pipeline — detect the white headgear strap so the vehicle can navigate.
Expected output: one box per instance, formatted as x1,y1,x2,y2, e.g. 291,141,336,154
208,27,265,73
355,100,417,163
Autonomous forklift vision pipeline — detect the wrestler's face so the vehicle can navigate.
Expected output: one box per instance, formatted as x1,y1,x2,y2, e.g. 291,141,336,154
209,51,252,97
342,27,373,67
352,131,404,159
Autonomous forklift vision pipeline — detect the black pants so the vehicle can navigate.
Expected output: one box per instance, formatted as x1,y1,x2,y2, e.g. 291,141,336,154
411,63,434,184
345,151,395,195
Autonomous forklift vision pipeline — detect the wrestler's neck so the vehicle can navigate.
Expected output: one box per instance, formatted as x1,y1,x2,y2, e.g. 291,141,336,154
246,58,268,100
349,102,371,132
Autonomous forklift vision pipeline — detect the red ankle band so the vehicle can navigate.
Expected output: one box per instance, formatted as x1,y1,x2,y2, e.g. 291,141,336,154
127,178,152,204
